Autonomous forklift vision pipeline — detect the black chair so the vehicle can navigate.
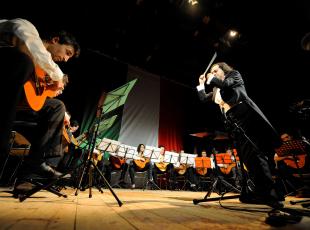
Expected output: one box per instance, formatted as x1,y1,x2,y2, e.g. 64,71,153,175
0,130,31,187
0,114,37,187
9,110,69,201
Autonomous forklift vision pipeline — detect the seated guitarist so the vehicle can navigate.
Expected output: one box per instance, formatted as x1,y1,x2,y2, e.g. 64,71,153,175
152,145,175,188
226,147,242,189
57,112,81,171
119,144,151,189
274,132,307,195
0,18,80,195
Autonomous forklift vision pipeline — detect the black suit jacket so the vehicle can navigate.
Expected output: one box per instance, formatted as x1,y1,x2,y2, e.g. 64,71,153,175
197,70,281,149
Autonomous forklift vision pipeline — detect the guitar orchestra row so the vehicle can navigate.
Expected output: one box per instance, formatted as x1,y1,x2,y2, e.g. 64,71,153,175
62,132,309,193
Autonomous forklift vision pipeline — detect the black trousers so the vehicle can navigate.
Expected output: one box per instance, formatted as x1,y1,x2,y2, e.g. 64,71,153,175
120,161,137,184
226,102,279,196
0,47,65,168
26,98,66,164
0,47,34,157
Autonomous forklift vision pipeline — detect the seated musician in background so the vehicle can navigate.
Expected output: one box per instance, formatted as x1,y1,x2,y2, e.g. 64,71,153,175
274,133,293,167
194,150,212,191
118,147,137,189
225,147,242,189
274,132,309,197
80,148,110,190
152,146,165,182
171,149,199,191
92,148,112,187
183,150,199,191
68,119,80,135
152,145,174,188
56,113,80,171
119,144,151,189
0,18,80,196
46,111,74,169
62,113,80,154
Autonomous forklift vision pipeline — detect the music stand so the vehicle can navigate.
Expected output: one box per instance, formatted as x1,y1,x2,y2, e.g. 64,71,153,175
180,153,197,166
116,144,137,162
74,115,119,197
75,79,137,207
78,115,118,150
195,157,212,173
193,151,241,205
164,151,179,166
97,138,120,154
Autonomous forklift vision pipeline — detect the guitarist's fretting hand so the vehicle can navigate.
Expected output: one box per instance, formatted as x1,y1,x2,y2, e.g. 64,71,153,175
53,81,65,96
64,111,71,127
52,74,68,96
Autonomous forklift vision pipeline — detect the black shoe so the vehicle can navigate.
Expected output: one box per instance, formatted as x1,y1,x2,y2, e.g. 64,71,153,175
189,184,197,191
239,192,284,209
38,162,63,179
265,210,302,227
12,181,35,198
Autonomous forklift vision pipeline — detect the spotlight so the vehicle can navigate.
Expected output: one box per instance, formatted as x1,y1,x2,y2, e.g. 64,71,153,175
188,0,199,6
220,29,240,48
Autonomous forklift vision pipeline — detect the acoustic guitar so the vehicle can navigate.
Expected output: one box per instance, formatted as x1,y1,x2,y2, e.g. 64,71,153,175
90,149,103,166
196,167,208,176
23,66,60,111
134,158,150,170
174,163,187,175
219,163,236,175
110,155,125,169
275,154,306,169
62,126,79,146
155,162,169,172
275,139,307,169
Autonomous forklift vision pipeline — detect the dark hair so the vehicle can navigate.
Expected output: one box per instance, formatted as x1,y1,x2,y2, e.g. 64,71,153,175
212,62,234,75
42,30,81,58
137,144,145,153
71,120,79,127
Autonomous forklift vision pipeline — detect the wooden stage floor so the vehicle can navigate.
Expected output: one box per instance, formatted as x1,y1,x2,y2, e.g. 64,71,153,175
0,187,309,229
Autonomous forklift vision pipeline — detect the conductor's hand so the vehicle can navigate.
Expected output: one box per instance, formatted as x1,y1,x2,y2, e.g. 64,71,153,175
205,73,214,81
199,74,206,85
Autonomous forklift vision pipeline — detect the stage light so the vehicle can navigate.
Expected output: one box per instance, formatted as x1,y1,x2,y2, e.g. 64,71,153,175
219,29,240,48
229,30,238,38
188,0,198,6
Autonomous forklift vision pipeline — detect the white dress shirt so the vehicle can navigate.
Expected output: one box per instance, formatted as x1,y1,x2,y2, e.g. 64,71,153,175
0,18,64,81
